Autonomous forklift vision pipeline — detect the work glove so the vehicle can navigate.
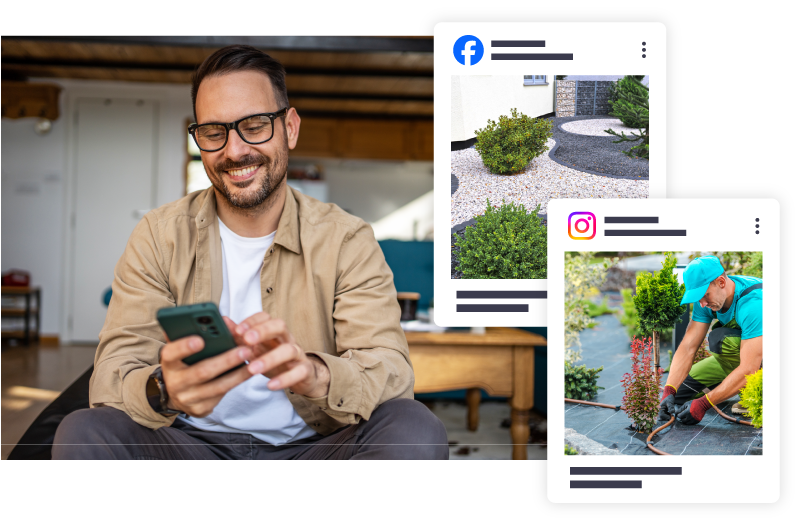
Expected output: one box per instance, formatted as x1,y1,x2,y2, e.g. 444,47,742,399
675,394,713,425
658,384,678,422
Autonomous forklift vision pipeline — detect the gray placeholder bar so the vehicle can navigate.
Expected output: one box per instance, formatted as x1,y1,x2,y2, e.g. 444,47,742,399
457,304,529,313
456,291,547,299
491,40,546,47
571,467,682,476
604,217,659,224
570,481,642,489
605,230,686,236
491,53,574,60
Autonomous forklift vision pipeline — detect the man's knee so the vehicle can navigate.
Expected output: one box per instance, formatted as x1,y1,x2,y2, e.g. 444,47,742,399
53,407,137,459
368,398,449,459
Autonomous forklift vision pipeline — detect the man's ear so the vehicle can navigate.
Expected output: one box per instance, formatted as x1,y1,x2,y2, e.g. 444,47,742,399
284,107,301,150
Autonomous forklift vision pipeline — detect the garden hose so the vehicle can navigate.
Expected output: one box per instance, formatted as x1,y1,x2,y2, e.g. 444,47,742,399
646,416,675,455
564,397,756,455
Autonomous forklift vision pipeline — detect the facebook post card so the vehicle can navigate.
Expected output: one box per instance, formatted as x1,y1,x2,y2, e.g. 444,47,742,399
434,23,666,327
546,198,779,503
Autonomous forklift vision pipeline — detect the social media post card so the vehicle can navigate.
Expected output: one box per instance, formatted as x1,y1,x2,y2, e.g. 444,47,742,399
546,199,779,503
433,23,665,327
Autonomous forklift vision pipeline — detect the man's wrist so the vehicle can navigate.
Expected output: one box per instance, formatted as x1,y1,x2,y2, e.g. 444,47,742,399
304,354,330,398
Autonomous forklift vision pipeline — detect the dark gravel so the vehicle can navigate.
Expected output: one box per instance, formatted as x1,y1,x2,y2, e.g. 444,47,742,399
546,115,649,180
451,172,459,195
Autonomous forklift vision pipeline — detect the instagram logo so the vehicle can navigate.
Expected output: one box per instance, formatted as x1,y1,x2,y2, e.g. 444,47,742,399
568,212,596,240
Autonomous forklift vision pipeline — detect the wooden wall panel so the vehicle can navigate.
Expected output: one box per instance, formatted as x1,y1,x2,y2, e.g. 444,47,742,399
291,118,433,161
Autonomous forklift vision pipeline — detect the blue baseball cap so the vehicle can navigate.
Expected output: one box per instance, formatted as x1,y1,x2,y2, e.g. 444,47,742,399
680,256,725,305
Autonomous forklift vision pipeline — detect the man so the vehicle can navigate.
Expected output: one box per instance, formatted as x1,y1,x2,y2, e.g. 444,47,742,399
658,255,762,426
53,45,448,459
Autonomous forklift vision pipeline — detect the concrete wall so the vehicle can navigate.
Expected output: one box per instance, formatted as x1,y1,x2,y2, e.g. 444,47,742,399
1,78,432,339
451,75,555,142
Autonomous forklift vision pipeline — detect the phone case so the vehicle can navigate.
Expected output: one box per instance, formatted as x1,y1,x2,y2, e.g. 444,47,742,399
157,302,237,365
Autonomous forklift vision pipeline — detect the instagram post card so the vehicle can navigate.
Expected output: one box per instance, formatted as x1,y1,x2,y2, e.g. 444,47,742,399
546,198,779,502
434,22,666,327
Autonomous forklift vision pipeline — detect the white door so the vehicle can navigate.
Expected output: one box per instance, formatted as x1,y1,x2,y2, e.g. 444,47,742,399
69,98,158,342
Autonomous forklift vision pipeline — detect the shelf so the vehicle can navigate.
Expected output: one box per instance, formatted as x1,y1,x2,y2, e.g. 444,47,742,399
2,330,27,338
1,286,40,295
2,308,39,316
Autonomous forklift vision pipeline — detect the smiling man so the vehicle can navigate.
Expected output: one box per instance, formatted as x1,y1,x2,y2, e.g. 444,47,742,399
53,45,448,459
657,255,763,426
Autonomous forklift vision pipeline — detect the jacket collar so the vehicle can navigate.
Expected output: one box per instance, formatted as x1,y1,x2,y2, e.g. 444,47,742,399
274,186,302,255
196,185,302,254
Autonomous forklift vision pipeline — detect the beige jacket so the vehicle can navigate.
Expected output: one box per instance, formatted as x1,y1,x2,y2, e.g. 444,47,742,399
89,186,413,435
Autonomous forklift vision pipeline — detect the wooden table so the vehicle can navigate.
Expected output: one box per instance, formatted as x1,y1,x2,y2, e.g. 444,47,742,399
1,286,41,345
404,327,546,460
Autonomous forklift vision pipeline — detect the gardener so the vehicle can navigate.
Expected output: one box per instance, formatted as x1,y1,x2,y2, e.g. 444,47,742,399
658,255,762,425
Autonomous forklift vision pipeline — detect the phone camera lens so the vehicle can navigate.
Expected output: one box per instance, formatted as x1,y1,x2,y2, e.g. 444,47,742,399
197,316,213,325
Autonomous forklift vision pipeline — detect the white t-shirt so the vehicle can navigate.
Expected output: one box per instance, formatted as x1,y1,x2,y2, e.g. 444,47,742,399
179,218,317,445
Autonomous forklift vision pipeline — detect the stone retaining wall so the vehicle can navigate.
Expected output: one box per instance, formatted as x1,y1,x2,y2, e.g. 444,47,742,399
556,80,576,117
576,80,614,116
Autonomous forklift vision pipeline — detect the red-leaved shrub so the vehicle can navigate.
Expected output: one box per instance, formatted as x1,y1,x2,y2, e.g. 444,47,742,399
621,336,663,432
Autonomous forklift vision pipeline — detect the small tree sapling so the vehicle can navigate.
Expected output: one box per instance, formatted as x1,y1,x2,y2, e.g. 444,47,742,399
633,253,686,373
621,336,663,432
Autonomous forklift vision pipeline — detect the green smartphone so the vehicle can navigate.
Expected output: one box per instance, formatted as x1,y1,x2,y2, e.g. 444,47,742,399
157,302,238,365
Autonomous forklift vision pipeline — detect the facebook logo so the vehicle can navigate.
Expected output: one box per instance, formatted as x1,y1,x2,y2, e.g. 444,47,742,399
453,35,484,66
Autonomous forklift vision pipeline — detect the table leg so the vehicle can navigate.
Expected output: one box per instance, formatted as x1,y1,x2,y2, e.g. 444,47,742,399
510,345,535,460
466,387,480,431
511,408,530,460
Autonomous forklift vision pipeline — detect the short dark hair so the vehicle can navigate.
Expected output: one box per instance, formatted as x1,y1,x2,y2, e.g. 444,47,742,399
190,45,289,122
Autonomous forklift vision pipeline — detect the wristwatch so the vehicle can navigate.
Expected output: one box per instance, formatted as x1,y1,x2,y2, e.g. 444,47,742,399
146,366,183,415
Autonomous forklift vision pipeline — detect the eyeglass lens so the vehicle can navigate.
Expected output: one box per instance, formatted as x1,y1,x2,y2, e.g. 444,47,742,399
195,115,274,150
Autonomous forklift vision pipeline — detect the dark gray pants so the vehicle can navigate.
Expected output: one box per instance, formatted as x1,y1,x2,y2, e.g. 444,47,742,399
52,398,448,460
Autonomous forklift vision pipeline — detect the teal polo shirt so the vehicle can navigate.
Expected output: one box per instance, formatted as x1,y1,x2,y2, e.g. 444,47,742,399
692,275,763,339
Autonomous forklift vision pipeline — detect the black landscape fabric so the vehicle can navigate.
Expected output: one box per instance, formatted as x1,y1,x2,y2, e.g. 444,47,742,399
565,299,763,456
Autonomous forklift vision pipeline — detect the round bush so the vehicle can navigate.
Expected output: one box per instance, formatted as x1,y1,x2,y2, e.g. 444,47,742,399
473,108,553,175
453,199,546,279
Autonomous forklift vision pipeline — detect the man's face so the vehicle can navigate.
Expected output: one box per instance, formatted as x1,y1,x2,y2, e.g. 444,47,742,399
698,276,727,311
195,70,298,209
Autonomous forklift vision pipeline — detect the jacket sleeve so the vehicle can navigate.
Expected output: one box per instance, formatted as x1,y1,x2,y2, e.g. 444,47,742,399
302,222,414,424
88,213,177,429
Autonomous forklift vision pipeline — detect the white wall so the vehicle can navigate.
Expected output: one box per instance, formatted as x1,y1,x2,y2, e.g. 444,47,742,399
1,78,193,338
451,75,555,142
315,159,433,224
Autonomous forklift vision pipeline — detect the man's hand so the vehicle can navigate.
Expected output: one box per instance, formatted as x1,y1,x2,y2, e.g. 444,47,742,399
159,335,254,417
658,384,678,422
224,313,330,398
675,395,713,425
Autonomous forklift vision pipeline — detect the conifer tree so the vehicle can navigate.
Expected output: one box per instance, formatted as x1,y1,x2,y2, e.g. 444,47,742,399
605,75,649,159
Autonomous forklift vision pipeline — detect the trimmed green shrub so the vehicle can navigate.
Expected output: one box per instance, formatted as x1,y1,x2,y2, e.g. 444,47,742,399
565,362,604,401
739,368,763,428
474,108,553,174
453,199,546,279
565,444,578,455
605,75,649,159
633,253,686,364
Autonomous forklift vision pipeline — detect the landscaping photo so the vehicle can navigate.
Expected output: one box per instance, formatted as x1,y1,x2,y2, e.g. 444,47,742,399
562,251,764,456
451,75,650,279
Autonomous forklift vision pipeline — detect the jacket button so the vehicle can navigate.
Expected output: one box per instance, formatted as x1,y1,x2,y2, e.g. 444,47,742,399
266,287,273,294
270,248,274,254
337,399,343,407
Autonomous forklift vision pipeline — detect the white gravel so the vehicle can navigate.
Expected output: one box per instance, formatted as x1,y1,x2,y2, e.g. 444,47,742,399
560,118,644,137
451,139,649,226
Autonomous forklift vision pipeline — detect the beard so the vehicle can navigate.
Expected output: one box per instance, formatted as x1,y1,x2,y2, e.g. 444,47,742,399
205,146,288,210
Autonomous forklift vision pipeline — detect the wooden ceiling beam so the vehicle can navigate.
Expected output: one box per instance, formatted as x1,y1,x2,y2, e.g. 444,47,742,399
6,36,433,53
2,40,432,73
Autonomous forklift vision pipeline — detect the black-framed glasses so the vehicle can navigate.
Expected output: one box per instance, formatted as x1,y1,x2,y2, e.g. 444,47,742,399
188,108,288,152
